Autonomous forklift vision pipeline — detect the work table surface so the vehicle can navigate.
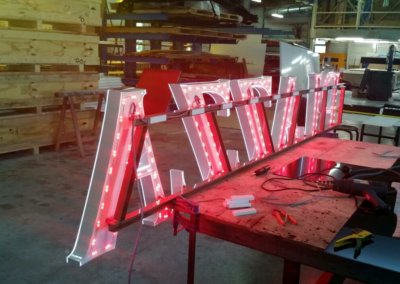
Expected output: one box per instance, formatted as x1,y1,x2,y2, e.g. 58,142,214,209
188,137,400,250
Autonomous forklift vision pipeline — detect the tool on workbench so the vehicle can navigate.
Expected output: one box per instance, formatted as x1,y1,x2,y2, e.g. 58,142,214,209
334,229,373,258
332,179,391,212
272,209,298,226
253,166,270,176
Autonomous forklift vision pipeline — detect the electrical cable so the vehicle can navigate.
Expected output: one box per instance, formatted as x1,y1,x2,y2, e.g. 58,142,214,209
299,172,336,190
299,172,336,181
261,177,323,192
127,190,144,284
261,196,315,207
127,103,145,284
260,171,336,193
262,164,397,211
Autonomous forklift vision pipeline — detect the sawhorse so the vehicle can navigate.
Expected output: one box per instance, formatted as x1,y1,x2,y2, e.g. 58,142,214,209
54,89,105,157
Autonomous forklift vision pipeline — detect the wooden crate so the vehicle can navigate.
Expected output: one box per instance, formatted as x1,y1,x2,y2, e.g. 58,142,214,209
0,0,102,27
0,1,103,155
0,29,99,65
0,109,97,154
0,72,99,109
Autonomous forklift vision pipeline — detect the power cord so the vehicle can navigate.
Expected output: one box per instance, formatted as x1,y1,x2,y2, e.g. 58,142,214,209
261,172,336,193
127,190,144,284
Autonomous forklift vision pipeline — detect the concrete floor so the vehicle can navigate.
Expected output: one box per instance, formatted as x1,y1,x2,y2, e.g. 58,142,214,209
0,116,373,284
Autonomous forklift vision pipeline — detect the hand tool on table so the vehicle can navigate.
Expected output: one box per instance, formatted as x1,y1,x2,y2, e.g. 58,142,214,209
334,229,373,258
272,209,298,226
253,166,270,176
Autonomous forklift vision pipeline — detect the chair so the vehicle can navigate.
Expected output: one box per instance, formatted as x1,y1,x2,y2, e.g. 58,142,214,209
136,69,181,116
333,125,360,141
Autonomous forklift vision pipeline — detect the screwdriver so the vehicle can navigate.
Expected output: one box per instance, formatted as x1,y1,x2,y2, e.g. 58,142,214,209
253,166,270,176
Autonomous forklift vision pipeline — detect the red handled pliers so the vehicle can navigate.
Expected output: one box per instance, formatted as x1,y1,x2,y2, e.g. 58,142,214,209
272,209,298,226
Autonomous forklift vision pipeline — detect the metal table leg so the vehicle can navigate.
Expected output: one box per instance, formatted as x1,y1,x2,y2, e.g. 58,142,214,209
283,259,300,284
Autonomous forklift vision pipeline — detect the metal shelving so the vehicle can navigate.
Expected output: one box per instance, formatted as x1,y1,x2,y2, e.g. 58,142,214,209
101,3,254,84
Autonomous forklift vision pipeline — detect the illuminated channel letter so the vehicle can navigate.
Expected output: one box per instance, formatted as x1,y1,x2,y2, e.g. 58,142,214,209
230,77,274,161
322,72,341,128
67,88,164,265
305,73,328,136
170,80,231,181
271,76,300,150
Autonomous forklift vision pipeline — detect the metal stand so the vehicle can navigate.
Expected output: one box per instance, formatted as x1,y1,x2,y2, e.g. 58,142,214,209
173,197,200,284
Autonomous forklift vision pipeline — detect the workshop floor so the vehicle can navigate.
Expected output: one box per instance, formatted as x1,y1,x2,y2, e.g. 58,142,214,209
0,116,376,284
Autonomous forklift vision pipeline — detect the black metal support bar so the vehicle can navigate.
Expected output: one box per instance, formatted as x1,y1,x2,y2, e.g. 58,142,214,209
135,85,345,126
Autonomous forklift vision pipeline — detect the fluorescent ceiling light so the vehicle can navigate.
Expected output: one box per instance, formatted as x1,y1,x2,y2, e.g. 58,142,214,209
271,13,284,19
251,0,262,2
355,38,393,44
354,38,379,43
335,37,364,41
335,37,396,43
281,67,292,74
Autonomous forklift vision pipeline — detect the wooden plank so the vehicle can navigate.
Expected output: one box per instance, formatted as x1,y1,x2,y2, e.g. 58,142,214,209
119,8,242,23
125,50,238,62
0,72,99,109
0,19,98,34
0,29,99,65
106,26,246,40
0,109,96,154
129,8,215,19
0,63,99,73
0,0,102,27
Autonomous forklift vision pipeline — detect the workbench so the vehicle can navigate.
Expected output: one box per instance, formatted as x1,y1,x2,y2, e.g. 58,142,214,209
174,137,400,284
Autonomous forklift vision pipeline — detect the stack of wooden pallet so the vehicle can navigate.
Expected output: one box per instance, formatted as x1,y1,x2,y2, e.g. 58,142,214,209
0,0,102,154
133,7,242,22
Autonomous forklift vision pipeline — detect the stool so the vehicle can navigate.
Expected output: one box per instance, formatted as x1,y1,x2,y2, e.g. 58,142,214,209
332,124,359,141
54,89,105,157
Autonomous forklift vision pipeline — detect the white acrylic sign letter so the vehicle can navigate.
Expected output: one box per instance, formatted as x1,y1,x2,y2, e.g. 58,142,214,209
67,88,164,265
170,79,232,180
230,76,275,160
